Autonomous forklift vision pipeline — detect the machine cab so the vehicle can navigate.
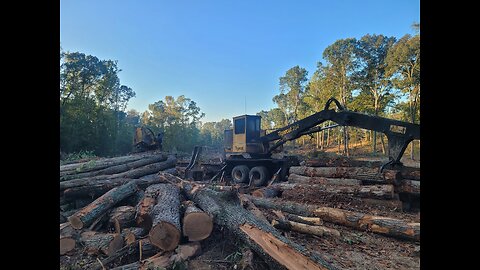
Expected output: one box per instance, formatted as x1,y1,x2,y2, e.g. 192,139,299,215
225,115,265,154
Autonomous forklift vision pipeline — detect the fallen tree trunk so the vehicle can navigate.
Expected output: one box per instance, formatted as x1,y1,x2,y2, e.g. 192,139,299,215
109,206,136,229
121,227,148,245
252,186,281,198
287,173,362,186
62,174,168,200
396,180,420,195
246,195,419,241
272,219,340,238
275,183,395,200
135,184,168,230
304,157,384,168
60,152,157,174
60,155,177,191
60,155,167,181
158,173,336,270
283,213,323,226
289,166,400,184
182,201,213,241
68,180,139,229
80,232,124,256
148,183,181,251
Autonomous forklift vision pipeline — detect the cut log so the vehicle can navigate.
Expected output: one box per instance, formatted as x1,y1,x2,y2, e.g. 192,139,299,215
121,227,148,245
252,186,281,198
60,152,157,174
80,232,124,256
289,166,400,184
182,201,213,241
68,180,139,230
304,157,384,168
288,173,362,186
272,219,340,238
60,155,177,191
60,222,78,255
396,179,420,195
60,155,167,181
148,183,181,251
158,173,336,270
123,189,145,207
275,183,395,200
93,238,158,270
135,184,168,230
283,213,323,226
63,176,168,200
246,195,419,241
109,206,136,229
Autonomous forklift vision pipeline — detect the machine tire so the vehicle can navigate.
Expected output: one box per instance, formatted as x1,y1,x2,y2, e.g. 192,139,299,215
249,166,270,187
232,165,250,183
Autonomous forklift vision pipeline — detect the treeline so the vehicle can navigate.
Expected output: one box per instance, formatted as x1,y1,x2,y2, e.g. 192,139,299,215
60,24,419,158
260,27,420,158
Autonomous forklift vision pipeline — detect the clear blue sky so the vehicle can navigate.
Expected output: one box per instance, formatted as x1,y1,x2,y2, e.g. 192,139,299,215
60,0,419,123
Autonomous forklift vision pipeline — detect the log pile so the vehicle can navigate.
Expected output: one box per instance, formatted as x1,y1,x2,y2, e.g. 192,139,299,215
60,153,419,269
283,156,420,211
59,153,216,269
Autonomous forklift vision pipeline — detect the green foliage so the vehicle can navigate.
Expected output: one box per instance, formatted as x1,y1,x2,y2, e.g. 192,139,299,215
60,50,136,157
273,65,309,124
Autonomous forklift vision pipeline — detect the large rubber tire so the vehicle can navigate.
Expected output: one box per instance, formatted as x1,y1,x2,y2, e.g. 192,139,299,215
232,165,250,183
249,166,270,187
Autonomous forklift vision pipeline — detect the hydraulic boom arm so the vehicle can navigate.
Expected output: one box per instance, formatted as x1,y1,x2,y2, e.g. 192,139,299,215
260,98,420,167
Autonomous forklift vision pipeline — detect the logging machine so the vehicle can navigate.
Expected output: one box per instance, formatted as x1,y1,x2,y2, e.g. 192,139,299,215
186,97,420,186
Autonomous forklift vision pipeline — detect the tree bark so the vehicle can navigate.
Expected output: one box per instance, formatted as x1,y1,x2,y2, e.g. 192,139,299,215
109,206,136,229
63,174,168,200
93,238,158,270
135,184,168,230
287,173,361,186
304,157,384,168
158,173,336,270
60,155,176,191
272,219,340,238
246,195,419,241
60,155,167,181
283,213,323,226
60,152,157,173
289,166,400,184
68,180,139,229
80,232,124,256
396,180,420,196
275,183,395,200
182,201,213,241
121,227,148,245
252,186,282,198
148,184,181,251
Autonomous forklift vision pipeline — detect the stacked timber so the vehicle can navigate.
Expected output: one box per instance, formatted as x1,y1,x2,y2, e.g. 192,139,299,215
283,156,420,211
59,153,215,269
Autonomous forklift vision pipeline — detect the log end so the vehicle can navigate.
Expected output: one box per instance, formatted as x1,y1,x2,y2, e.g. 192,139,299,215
182,213,213,242
107,234,124,256
68,215,83,230
149,221,181,251
60,238,76,255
